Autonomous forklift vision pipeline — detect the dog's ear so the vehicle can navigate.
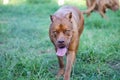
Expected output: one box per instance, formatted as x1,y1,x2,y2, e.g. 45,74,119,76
66,12,72,21
50,15,56,22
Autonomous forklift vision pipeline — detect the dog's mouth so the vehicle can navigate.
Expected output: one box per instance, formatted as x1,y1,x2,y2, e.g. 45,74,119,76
56,44,67,56
58,44,66,49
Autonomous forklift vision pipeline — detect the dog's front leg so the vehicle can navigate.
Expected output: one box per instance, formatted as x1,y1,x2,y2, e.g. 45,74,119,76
98,8,107,18
56,56,64,79
64,51,75,80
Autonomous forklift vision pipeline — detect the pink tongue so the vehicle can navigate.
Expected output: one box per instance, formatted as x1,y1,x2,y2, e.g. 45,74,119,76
56,48,67,56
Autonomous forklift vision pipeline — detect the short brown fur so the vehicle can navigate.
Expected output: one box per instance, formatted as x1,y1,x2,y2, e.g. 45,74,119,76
49,6,84,80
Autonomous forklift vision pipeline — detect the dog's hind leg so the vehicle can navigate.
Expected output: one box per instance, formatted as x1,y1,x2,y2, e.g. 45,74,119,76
83,0,96,16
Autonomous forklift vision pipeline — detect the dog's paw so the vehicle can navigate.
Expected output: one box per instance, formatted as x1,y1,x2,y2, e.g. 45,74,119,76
56,68,64,79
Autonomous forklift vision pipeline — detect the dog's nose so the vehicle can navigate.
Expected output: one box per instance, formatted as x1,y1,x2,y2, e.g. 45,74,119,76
58,40,64,43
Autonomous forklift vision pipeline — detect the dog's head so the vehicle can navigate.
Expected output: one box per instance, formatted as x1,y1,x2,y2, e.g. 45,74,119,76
109,0,119,11
49,12,73,56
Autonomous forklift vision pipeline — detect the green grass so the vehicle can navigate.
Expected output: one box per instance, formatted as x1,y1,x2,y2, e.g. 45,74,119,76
0,1,120,80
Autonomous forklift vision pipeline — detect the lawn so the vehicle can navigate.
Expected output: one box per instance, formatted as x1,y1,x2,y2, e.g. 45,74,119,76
0,0,120,80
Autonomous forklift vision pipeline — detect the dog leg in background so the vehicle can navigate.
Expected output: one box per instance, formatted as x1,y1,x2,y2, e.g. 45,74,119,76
83,0,96,16
98,6,107,18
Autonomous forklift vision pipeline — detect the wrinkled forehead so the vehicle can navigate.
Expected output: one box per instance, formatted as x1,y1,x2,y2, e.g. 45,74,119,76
52,24,72,31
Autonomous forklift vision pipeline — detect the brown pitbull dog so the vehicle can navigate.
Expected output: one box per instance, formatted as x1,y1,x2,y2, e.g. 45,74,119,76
83,0,119,18
49,6,84,80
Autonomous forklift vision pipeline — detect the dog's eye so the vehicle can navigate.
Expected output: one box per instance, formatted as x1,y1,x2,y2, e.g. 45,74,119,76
64,30,71,36
52,31,57,37
53,31,57,34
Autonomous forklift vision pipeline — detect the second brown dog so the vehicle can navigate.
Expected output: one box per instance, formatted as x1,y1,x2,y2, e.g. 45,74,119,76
83,0,119,18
